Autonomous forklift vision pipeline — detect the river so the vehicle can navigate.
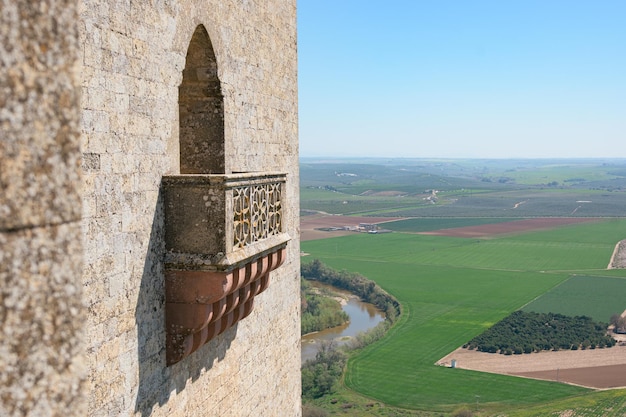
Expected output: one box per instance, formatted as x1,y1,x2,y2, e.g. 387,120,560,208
301,282,386,363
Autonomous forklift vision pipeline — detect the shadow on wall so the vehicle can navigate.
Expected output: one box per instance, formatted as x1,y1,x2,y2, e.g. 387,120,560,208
134,188,237,416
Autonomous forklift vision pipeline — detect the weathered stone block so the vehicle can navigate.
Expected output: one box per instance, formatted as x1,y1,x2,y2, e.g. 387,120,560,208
0,223,85,416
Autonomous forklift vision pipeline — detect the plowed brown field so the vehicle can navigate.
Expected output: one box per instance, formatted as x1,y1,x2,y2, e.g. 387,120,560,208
438,342,626,389
420,218,599,238
301,216,600,241
515,364,626,389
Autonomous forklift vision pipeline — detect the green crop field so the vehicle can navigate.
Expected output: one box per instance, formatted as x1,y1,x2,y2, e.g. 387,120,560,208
301,218,626,414
522,274,626,322
383,217,518,233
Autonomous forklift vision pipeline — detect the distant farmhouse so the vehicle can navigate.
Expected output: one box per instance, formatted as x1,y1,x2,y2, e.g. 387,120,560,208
316,222,392,235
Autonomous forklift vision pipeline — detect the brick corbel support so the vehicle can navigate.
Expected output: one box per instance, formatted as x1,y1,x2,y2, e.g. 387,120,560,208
165,247,286,365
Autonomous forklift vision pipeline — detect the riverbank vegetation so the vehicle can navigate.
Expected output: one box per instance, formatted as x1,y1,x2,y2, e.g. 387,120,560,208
464,311,615,354
302,259,400,323
301,278,349,335
302,341,347,400
301,261,401,402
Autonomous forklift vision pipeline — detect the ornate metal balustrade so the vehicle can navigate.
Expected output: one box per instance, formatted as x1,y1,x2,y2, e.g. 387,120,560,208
162,172,289,365
233,179,283,249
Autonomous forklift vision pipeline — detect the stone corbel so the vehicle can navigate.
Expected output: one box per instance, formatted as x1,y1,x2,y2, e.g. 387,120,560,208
165,246,286,365
161,173,289,365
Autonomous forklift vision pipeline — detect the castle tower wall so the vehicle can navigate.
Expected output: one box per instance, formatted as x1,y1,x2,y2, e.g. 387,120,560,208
79,1,300,416
0,1,86,415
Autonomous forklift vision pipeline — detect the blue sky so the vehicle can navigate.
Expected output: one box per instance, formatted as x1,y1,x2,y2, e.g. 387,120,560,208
298,1,626,158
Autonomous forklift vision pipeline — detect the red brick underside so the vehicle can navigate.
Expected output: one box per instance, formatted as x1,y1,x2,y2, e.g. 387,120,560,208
165,247,286,365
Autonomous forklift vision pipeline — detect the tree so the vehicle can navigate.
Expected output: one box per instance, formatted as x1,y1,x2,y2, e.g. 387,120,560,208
610,313,626,334
466,311,615,354
301,341,347,399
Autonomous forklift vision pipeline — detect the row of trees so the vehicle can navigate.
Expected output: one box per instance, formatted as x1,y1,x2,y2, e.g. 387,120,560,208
465,311,616,354
301,259,400,322
301,278,349,335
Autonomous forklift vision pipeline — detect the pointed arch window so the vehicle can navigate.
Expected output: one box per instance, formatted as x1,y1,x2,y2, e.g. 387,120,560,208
163,25,290,365
179,25,225,174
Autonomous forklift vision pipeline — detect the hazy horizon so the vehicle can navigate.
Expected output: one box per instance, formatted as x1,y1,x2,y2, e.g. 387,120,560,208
298,1,626,159
300,155,626,161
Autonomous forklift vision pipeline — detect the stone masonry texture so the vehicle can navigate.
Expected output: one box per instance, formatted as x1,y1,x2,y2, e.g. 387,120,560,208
79,0,301,416
1,1,86,416
2,0,300,416
0,0,83,230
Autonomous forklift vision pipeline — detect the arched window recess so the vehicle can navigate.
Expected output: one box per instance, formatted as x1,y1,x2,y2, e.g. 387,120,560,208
162,25,289,365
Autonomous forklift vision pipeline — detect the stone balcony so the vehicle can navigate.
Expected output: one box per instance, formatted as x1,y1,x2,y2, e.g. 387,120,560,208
162,172,290,365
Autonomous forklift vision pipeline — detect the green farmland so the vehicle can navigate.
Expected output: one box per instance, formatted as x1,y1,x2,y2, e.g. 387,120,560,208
301,158,626,217
522,274,626,322
301,219,626,415
383,217,518,233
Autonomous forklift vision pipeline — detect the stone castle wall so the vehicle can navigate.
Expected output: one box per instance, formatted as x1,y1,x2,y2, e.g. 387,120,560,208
2,0,300,416
80,0,300,415
1,1,86,415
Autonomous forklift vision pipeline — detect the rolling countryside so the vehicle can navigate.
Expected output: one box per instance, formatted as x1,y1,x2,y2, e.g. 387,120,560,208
300,159,626,416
